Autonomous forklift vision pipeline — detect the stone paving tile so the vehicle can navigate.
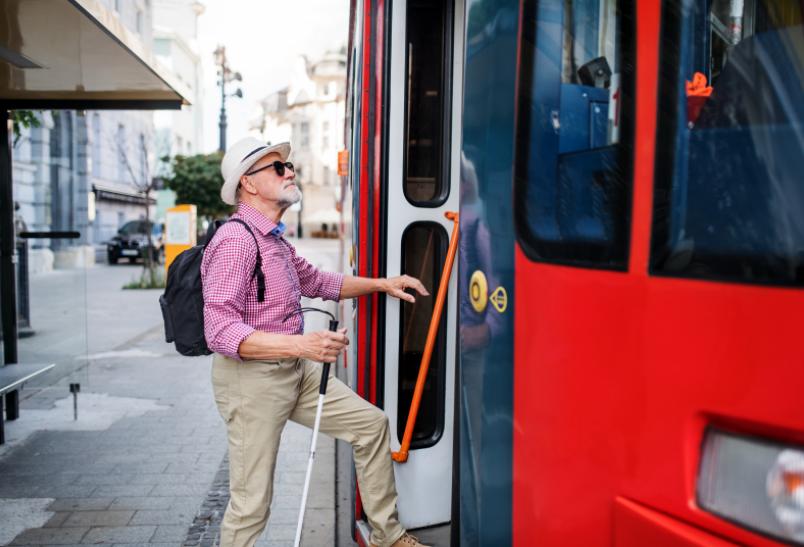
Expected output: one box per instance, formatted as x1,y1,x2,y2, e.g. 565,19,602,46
0,472,80,487
36,484,98,498
275,470,306,485
91,485,154,498
93,453,154,465
43,512,71,528
129,509,197,525
69,463,121,476
150,483,209,497
113,463,169,474
9,526,89,545
164,463,220,474
75,473,132,485
80,525,156,544
263,523,296,542
150,525,188,542
126,473,199,486
48,498,115,511
108,496,200,511
144,455,201,467
63,510,135,527
266,508,299,525
0,485,41,498
295,510,336,547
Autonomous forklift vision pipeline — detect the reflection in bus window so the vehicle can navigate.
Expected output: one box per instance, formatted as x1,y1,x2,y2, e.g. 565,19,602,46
514,0,635,269
398,222,447,448
652,0,804,285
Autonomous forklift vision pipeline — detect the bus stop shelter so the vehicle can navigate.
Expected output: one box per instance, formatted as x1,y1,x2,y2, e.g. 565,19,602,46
0,0,187,439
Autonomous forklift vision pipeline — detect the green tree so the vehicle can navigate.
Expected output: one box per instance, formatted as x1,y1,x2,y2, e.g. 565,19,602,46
10,110,41,145
163,152,232,220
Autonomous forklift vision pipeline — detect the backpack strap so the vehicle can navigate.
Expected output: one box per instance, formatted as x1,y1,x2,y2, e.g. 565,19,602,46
227,218,266,302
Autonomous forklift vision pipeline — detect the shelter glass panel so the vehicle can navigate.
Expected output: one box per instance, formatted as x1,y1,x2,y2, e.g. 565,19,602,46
14,110,89,401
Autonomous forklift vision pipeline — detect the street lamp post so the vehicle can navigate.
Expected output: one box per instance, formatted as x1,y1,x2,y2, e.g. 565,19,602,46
214,45,243,153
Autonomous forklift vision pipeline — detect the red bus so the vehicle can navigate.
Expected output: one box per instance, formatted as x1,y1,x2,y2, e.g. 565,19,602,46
339,0,804,545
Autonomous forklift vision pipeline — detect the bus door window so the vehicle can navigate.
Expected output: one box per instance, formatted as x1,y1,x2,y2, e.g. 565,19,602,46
398,222,448,448
403,0,453,206
652,0,804,285
514,0,635,269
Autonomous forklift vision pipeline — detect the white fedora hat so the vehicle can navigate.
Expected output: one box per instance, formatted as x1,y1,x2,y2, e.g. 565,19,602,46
220,137,292,205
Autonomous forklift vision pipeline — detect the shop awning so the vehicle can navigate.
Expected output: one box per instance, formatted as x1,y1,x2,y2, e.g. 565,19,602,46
93,184,156,206
0,0,188,110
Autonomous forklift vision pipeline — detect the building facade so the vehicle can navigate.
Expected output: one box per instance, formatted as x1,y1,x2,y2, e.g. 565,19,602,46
253,50,347,237
152,0,206,174
11,0,199,270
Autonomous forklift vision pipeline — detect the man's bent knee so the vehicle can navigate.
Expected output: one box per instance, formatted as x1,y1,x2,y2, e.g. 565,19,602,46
367,407,390,437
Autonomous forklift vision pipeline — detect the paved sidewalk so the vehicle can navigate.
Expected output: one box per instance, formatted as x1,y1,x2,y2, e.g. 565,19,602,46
0,238,343,547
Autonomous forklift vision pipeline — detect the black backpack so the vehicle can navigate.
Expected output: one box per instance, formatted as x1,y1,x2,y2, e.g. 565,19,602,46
159,218,265,356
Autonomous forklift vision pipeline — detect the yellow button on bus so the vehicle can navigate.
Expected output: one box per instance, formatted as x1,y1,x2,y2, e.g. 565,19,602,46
469,270,488,313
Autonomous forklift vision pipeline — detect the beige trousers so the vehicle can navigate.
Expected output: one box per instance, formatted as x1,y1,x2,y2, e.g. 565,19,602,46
211,354,405,547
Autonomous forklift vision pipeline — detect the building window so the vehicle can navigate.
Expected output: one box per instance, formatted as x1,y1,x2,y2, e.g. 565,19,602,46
116,124,126,183
300,122,310,147
651,0,804,286
403,0,453,206
139,134,148,184
398,222,448,448
513,0,635,270
322,121,330,149
114,0,121,12
92,113,102,178
136,10,143,34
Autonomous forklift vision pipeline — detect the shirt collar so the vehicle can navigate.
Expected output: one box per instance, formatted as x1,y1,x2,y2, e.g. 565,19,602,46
236,202,285,237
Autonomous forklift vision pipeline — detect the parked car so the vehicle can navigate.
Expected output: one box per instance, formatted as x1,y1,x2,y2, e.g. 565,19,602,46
107,220,164,265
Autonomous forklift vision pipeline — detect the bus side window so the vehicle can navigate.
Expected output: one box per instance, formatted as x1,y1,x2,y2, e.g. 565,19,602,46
513,0,635,270
651,1,804,285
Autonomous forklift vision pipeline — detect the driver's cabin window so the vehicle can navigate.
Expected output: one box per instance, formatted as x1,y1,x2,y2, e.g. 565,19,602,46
514,0,635,270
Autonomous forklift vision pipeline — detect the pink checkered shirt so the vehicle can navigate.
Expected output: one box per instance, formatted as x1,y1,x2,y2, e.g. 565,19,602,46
200,202,344,360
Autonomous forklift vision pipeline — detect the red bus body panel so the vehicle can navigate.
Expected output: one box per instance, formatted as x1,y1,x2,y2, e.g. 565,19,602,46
513,1,804,545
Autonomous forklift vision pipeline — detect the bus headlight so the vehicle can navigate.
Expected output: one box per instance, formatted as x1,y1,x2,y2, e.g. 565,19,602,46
766,449,804,540
698,429,804,544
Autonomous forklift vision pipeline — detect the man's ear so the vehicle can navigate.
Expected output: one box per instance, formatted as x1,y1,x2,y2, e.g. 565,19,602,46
240,175,254,194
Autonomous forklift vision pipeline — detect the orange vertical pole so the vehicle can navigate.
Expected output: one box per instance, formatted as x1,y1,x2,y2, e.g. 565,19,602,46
392,211,459,463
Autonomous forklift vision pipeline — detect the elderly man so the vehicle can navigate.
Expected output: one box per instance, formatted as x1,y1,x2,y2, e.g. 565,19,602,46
201,137,431,547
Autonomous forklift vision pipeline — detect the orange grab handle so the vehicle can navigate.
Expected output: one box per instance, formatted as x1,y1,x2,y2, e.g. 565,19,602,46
392,211,459,463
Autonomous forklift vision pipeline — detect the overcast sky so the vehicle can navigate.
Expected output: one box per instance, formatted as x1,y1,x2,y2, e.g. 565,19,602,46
195,0,350,153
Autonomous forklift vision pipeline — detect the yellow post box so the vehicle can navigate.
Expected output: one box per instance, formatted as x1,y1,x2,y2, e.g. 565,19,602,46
165,204,197,274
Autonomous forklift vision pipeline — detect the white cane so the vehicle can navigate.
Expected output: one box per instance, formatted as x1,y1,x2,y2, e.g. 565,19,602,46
293,313,338,547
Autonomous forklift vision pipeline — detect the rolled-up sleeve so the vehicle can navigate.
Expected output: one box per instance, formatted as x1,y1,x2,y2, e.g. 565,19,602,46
201,236,257,360
289,244,344,301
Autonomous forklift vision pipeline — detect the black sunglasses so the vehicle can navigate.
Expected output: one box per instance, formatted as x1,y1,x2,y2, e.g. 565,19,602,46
245,160,295,177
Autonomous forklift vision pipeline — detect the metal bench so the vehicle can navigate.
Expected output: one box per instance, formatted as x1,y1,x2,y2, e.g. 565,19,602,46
0,363,55,444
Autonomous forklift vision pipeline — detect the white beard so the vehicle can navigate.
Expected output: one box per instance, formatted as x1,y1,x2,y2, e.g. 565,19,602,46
277,184,302,209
